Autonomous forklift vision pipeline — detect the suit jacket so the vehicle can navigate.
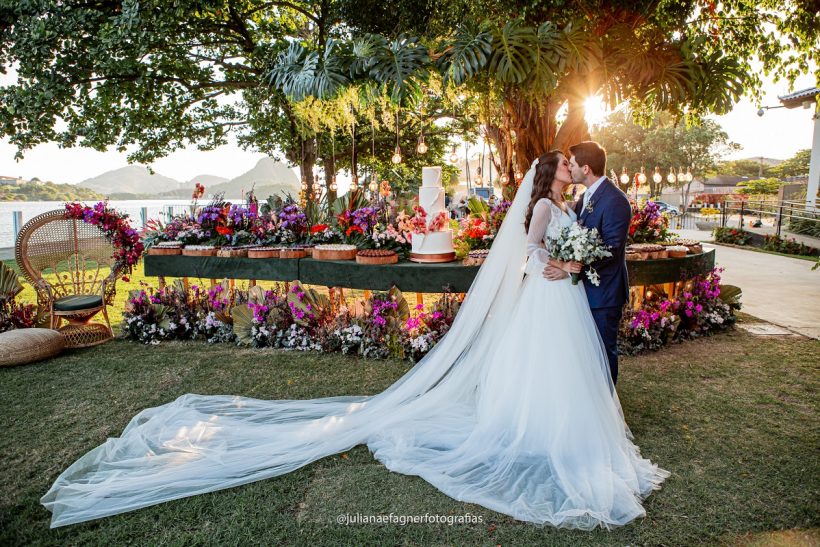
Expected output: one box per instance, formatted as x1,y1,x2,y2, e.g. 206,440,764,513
573,179,632,309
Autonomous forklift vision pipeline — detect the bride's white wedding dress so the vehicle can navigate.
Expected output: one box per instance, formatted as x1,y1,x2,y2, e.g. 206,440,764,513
42,164,669,530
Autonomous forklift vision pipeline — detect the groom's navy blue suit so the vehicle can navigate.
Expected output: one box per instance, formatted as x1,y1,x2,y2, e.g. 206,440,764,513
574,178,632,384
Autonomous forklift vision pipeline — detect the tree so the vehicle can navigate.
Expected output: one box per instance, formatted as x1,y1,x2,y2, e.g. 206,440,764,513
592,111,738,199
2,0,818,202
0,0,446,202
737,177,785,196
715,159,772,179
270,0,819,189
768,149,811,178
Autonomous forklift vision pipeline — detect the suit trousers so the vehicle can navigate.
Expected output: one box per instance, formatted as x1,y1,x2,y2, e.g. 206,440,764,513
590,306,623,385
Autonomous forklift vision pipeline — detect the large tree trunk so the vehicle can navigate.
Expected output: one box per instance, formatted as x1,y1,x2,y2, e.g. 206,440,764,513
286,136,316,204
484,93,560,199
552,95,591,155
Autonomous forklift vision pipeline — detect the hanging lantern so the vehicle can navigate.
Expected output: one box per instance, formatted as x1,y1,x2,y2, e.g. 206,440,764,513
369,179,378,192
350,175,359,190
500,172,510,184
330,176,338,192
652,167,662,184
685,167,693,182
416,136,428,154
391,146,402,164
515,170,524,181
666,170,677,184
637,167,647,185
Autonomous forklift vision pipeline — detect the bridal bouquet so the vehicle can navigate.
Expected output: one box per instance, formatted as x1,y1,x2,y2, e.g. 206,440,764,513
548,224,612,285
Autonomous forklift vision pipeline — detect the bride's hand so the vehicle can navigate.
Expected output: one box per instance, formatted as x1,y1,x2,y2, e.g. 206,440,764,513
561,261,583,274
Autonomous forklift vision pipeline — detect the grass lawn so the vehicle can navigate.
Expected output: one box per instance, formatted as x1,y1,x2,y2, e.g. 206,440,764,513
1,321,818,546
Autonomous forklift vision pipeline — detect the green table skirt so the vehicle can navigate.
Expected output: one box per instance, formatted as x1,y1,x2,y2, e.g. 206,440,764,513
144,249,715,293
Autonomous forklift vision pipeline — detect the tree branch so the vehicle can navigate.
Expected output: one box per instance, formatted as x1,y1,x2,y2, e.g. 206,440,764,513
242,1,320,24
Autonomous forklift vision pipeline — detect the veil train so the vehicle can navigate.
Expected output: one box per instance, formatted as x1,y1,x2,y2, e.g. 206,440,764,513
42,161,545,527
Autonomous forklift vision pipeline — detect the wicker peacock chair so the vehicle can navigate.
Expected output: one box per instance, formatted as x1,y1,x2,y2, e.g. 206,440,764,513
15,210,123,348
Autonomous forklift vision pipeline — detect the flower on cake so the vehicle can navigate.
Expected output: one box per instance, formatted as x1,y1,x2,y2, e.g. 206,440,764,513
429,211,449,232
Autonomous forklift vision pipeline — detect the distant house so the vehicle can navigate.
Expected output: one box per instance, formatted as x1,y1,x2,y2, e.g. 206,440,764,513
0,175,24,185
701,175,751,195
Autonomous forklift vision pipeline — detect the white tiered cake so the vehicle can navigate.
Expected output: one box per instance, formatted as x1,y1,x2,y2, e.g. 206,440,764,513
410,166,456,263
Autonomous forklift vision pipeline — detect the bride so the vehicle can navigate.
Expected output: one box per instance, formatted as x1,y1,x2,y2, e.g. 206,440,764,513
42,151,669,530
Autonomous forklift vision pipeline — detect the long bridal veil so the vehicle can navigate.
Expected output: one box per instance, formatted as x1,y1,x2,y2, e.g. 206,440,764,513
43,160,663,530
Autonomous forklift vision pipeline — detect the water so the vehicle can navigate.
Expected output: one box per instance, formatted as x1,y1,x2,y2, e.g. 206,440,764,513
0,200,192,248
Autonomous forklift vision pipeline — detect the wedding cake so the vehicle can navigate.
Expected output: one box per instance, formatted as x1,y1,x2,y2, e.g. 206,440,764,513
410,166,456,263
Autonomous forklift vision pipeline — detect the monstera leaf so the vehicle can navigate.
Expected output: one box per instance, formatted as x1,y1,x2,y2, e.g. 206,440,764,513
487,21,538,84
313,39,351,99
0,262,23,301
367,34,430,102
436,22,493,86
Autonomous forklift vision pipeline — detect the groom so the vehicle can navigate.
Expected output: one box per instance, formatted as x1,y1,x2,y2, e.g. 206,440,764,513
543,141,631,384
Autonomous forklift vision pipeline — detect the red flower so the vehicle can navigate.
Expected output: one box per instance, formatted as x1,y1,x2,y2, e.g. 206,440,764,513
346,225,364,236
216,225,234,236
311,223,329,234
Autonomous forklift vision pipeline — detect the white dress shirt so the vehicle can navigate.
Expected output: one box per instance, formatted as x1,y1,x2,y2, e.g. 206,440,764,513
582,176,607,210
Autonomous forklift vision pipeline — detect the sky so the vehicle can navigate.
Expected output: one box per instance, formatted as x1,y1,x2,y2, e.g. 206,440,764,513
0,69,816,185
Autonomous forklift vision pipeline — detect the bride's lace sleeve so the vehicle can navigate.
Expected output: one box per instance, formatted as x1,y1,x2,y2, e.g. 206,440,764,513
526,199,552,267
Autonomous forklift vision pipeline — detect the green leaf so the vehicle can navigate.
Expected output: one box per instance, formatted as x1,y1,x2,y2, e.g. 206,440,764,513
436,22,493,86
488,21,538,84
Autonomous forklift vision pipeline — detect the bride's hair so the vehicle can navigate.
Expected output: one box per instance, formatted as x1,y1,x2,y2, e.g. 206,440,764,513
524,150,562,233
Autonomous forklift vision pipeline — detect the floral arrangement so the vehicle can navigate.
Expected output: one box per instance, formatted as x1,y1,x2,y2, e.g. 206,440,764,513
65,201,144,276
619,267,740,355
0,263,37,333
121,280,461,361
628,200,671,244
761,234,816,257
547,224,612,285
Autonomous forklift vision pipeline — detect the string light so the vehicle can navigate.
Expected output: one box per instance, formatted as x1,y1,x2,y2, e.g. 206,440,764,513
416,136,428,154
620,167,630,185
637,167,647,185
653,166,662,184
448,145,459,164
392,110,402,164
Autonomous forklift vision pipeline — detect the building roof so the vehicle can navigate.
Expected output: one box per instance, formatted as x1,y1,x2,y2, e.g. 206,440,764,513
778,87,819,109
703,175,751,187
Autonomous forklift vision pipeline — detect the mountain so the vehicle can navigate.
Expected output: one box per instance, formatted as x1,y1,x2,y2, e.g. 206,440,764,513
207,157,300,199
187,174,229,187
78,165,183,196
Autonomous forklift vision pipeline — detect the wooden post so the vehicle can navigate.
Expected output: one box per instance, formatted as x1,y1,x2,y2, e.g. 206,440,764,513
182,277,190,292
139,207,148,228
416,293,424,308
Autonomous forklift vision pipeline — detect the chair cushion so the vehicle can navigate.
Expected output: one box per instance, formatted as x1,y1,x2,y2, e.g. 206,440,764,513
0,328,65,367
54,294,103,312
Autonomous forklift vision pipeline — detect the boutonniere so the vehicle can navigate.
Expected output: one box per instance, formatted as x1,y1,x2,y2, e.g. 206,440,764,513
584,198,594,214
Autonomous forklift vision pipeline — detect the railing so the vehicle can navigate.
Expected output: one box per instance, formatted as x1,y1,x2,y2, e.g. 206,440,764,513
719,199,819,239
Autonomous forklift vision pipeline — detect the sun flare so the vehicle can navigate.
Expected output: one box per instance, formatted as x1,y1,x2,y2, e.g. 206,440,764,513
584,95,609,127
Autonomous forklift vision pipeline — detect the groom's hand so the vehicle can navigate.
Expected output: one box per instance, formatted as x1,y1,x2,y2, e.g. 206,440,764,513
543,265,568,281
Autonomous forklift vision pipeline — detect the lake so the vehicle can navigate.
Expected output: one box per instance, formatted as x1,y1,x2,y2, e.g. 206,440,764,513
0,200,192,248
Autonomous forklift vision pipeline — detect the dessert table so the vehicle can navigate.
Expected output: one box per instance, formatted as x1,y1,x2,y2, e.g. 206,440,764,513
143,249,715,295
